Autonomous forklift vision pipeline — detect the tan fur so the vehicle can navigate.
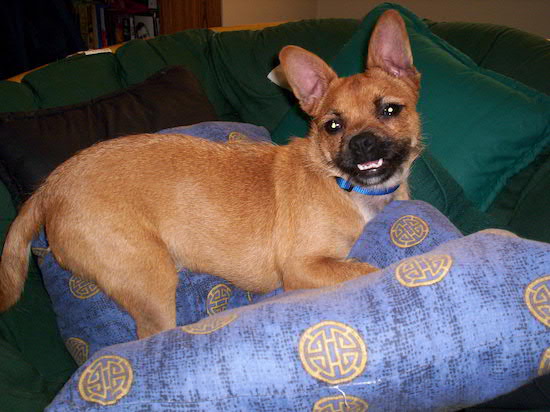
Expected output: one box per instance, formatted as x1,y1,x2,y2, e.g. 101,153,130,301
0,10,422,338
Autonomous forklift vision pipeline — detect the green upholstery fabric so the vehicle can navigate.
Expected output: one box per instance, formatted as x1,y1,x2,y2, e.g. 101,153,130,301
0,81,36,112
425,19,550,243
22,53,124,108
209,19,360,131
0,338,55,411
409,151,501,235
426,20,550,96
0,182,75,410
488,147,550,243
115,39,167,86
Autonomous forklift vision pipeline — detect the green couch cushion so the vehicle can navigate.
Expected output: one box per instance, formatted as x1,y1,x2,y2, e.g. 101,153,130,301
0,81,37,113
209,19,360,130
409,151,501,235
273,3,550,212
426,21,550,243
115,29,237,122
22,53,124,108
488,147,550,243
0,337,59,411
427,21,550,96
116,40,167,86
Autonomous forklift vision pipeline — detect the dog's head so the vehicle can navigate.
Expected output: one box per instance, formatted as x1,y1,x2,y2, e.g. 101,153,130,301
279,10,422,189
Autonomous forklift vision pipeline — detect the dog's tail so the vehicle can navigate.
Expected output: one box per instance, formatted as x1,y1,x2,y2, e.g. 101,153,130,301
0,192,44,312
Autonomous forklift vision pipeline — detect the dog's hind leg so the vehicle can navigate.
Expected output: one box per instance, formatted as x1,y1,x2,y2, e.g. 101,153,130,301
98,248,179,339
50,231,179,339
106,269,178,338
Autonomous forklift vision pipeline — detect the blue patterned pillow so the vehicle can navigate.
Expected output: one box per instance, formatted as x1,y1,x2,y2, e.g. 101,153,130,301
44,204,550,410
156,120,272,143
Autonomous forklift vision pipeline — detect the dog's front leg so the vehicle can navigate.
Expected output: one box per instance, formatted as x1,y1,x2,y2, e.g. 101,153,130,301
282,256,379,290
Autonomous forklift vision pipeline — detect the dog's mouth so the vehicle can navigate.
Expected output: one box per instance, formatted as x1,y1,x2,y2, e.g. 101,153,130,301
334,132,413,187
357,158,384,171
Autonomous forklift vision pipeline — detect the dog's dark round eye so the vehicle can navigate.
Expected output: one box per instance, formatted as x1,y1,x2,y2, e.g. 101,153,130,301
325,119,343,134
381,103,403,118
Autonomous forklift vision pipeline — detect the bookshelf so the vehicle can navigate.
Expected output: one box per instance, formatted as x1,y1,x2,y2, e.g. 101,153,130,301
73,0,221,49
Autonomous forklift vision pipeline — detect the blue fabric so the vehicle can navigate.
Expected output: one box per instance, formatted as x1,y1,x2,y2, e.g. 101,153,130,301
32,122,550,410
352,200,463,268
157,121,272,143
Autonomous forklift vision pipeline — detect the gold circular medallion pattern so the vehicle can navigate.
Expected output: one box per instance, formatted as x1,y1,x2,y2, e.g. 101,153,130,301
395,254,453,287
69,275,100,299
65,337,89,366
299,321,367,384
525,275,550,328
539,347,550,376
313,395,369,412
390,215,430,248
181,312,238,335
78,355,133,406
227,131,249,142
206,283,233,315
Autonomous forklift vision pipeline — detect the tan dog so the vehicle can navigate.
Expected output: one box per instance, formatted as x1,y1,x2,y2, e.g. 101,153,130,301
0,10,422,338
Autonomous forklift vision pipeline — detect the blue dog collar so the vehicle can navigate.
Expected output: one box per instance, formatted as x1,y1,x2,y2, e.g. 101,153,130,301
335,177,400,196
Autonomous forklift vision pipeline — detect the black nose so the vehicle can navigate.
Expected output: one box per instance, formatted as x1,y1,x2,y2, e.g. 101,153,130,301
348,132,386,160
349,132,377,152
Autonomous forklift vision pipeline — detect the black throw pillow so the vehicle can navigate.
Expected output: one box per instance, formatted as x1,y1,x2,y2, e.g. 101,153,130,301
0,65,218,205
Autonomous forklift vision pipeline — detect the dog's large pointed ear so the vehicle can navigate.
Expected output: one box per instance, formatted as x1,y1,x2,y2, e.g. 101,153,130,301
367,10,420,87
279,45,337,116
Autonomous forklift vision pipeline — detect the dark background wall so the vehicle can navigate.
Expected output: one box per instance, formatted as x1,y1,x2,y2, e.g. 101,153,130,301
0,0,84,79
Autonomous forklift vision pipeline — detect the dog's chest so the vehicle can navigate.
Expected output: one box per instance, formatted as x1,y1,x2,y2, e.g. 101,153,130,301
350,193,394,224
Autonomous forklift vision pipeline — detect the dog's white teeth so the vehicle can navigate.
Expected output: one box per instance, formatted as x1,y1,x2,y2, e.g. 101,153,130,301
357,158,383,171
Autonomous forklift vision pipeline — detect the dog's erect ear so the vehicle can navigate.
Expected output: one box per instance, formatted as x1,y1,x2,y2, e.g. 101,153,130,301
279,45,337,116
367,10,419,87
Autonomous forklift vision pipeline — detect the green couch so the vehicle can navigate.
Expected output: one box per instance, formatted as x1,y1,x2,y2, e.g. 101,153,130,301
0,4,548,411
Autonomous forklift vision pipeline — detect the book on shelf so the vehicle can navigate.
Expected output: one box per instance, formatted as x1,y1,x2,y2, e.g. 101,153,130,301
73,0,159,49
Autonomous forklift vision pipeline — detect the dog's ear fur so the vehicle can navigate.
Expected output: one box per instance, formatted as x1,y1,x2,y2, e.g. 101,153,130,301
279,45,337,116
367,10,420,87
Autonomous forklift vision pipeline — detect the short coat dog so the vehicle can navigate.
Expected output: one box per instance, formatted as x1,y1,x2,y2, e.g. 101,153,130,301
0,10,422,338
